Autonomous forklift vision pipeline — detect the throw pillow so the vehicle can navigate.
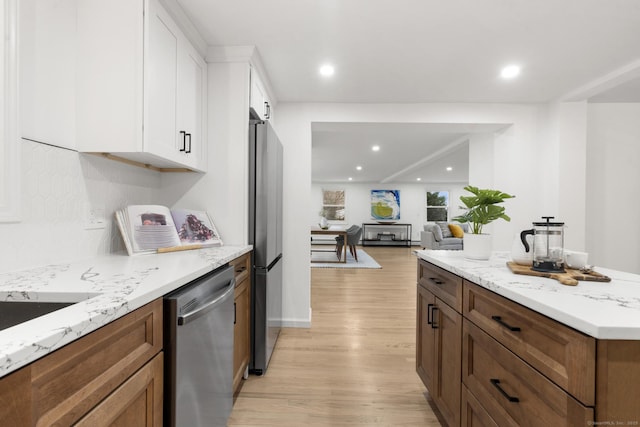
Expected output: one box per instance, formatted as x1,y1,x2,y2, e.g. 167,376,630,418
448,223,464,238
437,222,452,238
430,224,443,241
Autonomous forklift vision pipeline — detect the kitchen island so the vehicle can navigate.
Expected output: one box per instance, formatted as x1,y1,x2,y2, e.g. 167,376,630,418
415,249,640,427
0,245,252,378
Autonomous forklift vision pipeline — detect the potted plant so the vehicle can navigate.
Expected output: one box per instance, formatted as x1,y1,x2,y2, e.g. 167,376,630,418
452,185,515,259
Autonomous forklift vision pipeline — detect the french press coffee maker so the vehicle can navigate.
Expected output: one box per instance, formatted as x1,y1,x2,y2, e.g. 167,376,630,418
520,216,565,273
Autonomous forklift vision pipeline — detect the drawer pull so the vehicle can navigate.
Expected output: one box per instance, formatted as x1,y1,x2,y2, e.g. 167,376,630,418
427,303,434,324
491,315,521,332
430,306,439,329
236,266,247,273
429,277,444,285
490,378,520,403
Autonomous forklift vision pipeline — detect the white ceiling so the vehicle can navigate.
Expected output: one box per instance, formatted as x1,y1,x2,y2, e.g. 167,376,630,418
176,0,640,182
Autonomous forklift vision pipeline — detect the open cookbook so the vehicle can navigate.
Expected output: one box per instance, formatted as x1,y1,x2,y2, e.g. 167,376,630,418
115,205,223,255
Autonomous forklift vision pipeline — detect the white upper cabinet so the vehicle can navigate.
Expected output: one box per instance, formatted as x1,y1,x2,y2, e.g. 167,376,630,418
1,0,20,222
77,0,207,172
20,0,77,150
250,68,272,121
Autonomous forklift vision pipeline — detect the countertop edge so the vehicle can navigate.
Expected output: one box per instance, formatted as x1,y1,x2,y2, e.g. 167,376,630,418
415,249,640,340
0,245,253,378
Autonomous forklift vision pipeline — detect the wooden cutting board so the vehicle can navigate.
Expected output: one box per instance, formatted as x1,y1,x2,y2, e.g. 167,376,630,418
506,261,611,286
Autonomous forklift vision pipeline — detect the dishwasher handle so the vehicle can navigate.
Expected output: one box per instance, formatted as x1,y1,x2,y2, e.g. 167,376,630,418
178,278,235,326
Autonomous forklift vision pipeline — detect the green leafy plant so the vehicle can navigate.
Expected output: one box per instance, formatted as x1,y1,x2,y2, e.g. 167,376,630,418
452,185,515,234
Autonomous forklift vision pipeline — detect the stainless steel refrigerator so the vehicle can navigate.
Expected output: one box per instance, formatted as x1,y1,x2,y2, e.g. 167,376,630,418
248,108,283,375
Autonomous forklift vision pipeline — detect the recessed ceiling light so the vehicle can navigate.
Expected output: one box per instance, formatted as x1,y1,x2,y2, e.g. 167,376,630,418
319,64,335,77
348,177,353,181
500,64,521,79
356,166,362,171
446,166,453,171
416,178,422,181
372,145,380,152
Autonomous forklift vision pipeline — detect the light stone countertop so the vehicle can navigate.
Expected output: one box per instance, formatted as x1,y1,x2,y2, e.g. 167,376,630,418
0,245,252,378
415,250,640,340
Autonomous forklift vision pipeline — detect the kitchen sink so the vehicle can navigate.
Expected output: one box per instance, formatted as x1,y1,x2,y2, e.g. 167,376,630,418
0,301,77,332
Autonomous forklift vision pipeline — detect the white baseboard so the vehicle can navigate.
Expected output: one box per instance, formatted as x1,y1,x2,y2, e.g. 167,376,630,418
279,308,312,328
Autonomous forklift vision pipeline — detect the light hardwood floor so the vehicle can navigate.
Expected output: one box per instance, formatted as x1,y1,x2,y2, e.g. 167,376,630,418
228,246,443,426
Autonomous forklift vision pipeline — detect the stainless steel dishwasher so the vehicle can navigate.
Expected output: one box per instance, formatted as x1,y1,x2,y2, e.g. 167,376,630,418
164,265,235,427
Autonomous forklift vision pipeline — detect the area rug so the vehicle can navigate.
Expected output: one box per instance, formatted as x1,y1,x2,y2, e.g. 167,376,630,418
310,248,382,268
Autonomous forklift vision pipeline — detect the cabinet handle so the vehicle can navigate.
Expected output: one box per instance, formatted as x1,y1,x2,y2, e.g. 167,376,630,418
234,302,237,325
429,277,444,285
236,266,247,273
430,305,438,329
490,379,520,403
179,131,186,152
264,101,270,119
185,133,192,154
491,315,521,332
427,303,434,324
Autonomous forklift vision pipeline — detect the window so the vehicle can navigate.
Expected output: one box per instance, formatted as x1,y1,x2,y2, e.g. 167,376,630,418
321,189,345,221
426,191,448,222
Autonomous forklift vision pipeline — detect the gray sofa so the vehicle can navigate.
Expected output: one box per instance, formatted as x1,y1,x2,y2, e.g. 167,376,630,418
420,222,468,250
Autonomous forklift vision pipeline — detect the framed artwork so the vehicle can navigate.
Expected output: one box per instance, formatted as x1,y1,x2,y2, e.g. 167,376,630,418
371,190,400,221
321,189,346,221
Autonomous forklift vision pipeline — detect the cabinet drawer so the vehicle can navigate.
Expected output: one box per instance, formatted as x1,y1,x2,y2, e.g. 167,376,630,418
463,280,595,405
30,299,163,426
462,385,499,427
75,352,163,426
418,259,462,312
462,320,593,427
230,252,251,286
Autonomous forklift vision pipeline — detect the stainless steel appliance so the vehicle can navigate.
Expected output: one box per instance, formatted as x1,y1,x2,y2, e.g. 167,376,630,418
249,107,283,375
520,216,566,273
164,265,235,427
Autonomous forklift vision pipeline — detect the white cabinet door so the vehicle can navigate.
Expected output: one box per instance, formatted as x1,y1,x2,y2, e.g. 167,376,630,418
176,43,206,170
20,0,77,149
250,69,272,120
145,0,179,163
76,0,206,172
1,0,20,222
250,71,264,117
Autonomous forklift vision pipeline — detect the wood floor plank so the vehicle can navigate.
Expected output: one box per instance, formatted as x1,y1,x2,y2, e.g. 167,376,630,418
228,247,442,426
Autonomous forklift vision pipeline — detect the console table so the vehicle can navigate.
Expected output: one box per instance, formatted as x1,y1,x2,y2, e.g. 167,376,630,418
361,223,412,247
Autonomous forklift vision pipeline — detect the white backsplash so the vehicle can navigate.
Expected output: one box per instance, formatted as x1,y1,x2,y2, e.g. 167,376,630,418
0,139,163,272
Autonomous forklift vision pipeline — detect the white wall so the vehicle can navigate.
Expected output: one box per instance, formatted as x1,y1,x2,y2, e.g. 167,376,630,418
311,182,468,243
277,102,552,326
0,139,163,271
586,103,640,273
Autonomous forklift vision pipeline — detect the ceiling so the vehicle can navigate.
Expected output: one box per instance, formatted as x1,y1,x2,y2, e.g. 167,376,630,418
176,0,640,183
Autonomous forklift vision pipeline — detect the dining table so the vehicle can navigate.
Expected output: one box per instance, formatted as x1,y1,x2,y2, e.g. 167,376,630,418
310,225,348,263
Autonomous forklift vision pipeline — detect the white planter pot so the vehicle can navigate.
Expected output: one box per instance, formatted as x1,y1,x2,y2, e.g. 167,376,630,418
319,217,328,229
464,233,492,260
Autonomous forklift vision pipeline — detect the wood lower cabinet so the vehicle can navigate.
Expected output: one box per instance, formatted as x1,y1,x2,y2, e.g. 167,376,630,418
463,280,595,404
231,252,252,395
417,258,640,426
463,320,592,426
417,259,462,427
461,385,498,427
76,352,163,427
0,299,163,426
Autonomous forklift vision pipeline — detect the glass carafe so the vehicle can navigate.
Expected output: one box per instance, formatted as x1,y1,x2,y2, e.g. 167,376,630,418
521,216,565,272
